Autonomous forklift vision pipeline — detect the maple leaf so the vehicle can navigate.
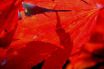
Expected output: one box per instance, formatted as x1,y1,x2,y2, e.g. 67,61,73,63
0,40,59,69
0,0,104,69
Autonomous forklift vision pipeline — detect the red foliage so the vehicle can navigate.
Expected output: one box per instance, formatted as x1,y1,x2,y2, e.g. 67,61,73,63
0,0,104,69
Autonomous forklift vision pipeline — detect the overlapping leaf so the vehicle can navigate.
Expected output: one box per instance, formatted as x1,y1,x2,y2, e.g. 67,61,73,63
0,0,104,69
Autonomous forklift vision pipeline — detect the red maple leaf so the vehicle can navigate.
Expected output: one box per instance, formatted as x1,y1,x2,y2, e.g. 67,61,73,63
0,0,104,69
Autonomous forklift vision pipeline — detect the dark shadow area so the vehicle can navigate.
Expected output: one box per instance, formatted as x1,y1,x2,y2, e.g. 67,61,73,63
86,62,104,69
32,61,44,69
23,2,71,16
55,12,73,49
90,32,104,43
62,60,70,69
92,48,104,59
81,0,89,4
40,12,72,69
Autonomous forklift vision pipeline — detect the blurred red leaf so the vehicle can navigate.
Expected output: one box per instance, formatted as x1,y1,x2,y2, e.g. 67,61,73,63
0,41,58,69
0,0,104,69
0,0,22,48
